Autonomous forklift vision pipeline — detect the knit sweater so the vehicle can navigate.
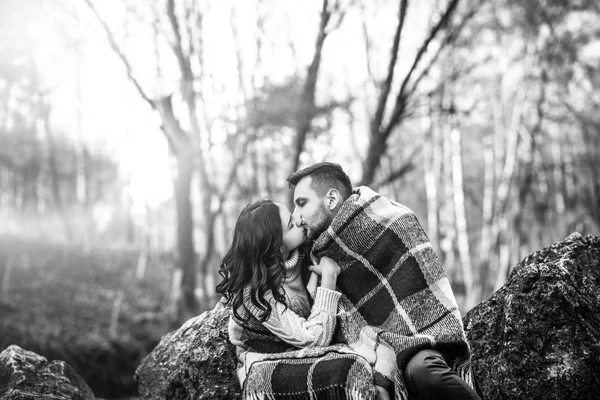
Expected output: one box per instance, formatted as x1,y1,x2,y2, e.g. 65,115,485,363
228,286,341,350
229,250,342,378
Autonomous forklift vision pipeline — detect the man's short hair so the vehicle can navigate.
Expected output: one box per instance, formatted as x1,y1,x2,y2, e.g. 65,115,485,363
287,162,353,200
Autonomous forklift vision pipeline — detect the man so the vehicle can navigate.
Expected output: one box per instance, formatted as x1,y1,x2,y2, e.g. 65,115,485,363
288,162,481,400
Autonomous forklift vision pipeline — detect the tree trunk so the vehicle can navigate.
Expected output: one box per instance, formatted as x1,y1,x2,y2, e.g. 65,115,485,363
290,0,331,176
83,0,204,322
561,130,575,219
422,97,440,248
250,144,260,198
75,47,92,254
136,203,150,280
361,125,392,186
450,127,474,309
198,212,217,311
478,127,494,270
361,0,465,186
494,214,511,291
479,69,502,280
515,68,546,264
550,124,565,237
0,168,7,223
42,104,72,239
361,0,408,186
438,96,456,276
174,151,199,322
288,0,332,207
21,158,41,214
491,82,526,291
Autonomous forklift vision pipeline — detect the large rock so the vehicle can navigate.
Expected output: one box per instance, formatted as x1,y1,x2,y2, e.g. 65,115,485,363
134,301,240,400
464,233,600,400
0,345,94,400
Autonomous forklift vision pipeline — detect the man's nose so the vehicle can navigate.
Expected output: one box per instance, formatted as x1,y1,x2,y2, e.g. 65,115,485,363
291,210,303,227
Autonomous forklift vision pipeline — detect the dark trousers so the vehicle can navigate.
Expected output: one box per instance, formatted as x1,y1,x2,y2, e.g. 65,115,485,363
404,349,481,400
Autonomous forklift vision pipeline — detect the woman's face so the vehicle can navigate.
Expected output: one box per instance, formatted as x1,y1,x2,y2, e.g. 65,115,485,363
276,203,306,252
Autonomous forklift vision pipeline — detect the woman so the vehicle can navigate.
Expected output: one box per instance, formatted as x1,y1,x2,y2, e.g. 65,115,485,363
216,199,377,400
216,199,341,350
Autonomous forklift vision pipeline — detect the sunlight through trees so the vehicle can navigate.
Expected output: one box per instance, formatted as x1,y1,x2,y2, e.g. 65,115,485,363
1,0,599,319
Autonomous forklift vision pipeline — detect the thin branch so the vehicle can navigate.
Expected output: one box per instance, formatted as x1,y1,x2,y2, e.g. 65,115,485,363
387,0,461,133
372,0,409,133
81,0,153,108
372,145,422,188
406,2,482,101
253,0,266,90
230,4,250,104
417,56,490,109
290,0,332,174
325,0,349,34
154,95,190,155
184,0,196,60
195,10,208,109
152,3,164,81
360,2,374,82
166,0,193,83
561,99,593,126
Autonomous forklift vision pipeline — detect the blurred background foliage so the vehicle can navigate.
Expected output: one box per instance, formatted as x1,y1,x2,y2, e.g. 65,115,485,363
1,0,599,397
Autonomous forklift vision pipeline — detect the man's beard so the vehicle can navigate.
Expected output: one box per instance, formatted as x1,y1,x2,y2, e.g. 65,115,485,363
306,204,334,240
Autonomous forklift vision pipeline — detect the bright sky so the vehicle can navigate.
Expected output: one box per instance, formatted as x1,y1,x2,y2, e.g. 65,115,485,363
27,1,173,211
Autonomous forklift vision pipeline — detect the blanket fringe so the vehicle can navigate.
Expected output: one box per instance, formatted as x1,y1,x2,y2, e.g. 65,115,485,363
245,386,374,400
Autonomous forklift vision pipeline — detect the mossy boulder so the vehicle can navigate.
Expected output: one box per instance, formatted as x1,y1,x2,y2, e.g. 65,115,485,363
0,345,94,400
464,233,600,399
134,301,240,400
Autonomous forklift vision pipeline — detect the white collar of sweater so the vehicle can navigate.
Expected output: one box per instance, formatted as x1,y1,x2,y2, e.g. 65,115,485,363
283,249,302,281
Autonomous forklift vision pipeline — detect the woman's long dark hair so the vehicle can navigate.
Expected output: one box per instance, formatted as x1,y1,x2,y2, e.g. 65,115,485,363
215,199,286,323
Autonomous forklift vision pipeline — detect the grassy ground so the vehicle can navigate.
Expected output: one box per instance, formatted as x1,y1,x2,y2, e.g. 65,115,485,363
0,234,175,399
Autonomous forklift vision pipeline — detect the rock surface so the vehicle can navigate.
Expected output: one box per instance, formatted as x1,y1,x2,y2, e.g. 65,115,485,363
0,344,95,400
464,233,600,400
134,301,240,400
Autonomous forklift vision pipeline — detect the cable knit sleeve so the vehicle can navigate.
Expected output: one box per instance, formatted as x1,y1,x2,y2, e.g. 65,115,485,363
247,287,341,348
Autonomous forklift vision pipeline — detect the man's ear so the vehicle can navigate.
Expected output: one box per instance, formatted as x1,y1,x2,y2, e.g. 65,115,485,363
325,189,341,211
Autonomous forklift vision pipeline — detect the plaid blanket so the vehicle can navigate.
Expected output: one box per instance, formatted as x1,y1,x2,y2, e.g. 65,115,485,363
311,186,476,400
231,307,377,399
237,344,377,399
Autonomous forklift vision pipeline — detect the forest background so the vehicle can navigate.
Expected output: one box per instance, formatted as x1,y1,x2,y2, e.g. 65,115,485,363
1,0,599,397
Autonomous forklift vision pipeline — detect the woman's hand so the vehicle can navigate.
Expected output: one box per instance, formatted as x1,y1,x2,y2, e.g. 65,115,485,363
309,256,340,291
309,256,341,276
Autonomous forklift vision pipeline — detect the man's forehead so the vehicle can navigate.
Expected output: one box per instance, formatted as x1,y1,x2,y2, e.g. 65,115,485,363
294,177,318,197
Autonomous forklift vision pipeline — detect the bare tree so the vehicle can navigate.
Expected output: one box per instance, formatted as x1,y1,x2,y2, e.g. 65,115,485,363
490,66,529,292
290,0,344,175
40,98,73,239
82,0,255,321
82,0,200,322
73,42,92,253
421,96,440,249
449,122,474,309
361,0,483,186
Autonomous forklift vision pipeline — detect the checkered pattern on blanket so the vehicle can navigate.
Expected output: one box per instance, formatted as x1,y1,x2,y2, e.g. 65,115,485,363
231,298,377,399
311,186,476,400
239,345,377,400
